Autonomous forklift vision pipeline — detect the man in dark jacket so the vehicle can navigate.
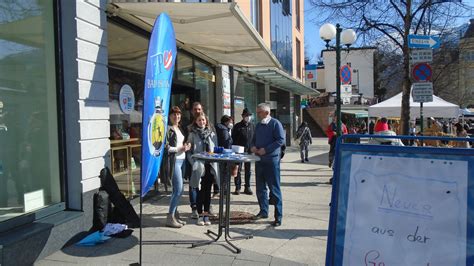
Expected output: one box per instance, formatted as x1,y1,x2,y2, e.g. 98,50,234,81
232,108,255,195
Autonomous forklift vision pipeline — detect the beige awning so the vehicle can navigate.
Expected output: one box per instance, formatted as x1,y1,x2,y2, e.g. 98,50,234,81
107,2,281,68
237,67,320,96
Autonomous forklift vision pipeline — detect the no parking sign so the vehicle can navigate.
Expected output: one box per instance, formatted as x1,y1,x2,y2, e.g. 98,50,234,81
340,65,352,85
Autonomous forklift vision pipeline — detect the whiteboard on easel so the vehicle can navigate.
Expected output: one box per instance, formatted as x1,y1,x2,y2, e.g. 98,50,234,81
335,153,469,266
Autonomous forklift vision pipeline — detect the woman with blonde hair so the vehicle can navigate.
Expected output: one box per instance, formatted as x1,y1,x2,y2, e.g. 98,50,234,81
187,113,219,226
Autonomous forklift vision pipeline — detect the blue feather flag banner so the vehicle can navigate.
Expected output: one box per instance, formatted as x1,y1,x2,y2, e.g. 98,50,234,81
140,13,176,197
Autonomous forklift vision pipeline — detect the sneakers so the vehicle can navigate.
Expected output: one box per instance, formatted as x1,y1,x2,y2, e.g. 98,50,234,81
233,189,240,195
197,216,205,226
305,158,309,162
197,216,211,226
191,209,198,219
301,159,305,163
243,187,253,195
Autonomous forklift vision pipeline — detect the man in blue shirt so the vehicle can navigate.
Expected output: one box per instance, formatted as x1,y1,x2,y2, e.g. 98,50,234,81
250,103,285,227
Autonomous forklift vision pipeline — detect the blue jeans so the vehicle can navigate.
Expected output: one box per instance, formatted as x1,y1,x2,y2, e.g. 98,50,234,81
189,184,198,210
168,159,184,214
255,157,282,221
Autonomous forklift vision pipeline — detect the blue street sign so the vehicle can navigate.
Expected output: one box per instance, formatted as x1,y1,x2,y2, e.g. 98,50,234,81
408,34,440,49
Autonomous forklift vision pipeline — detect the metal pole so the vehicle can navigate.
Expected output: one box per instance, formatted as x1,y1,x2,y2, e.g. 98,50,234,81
336,24,342,136
420,102,424,146
139,190,142,265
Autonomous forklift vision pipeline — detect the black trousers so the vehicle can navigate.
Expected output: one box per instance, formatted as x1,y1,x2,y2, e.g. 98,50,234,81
235,162,251,190
197,164,214,214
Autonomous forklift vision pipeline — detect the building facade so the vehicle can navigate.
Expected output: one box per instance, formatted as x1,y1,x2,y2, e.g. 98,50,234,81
321,48,376,99
0,0,315,264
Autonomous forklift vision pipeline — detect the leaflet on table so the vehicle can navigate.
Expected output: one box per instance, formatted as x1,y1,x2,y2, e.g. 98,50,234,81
199,152,247,160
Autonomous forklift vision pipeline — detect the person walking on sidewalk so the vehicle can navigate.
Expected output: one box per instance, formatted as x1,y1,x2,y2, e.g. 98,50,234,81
187,113,219,226
295,122,312,163
165,106,191,228
232,108,255,195
251,103,285,227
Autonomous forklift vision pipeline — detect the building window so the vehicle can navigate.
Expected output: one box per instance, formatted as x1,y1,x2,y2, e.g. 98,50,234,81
296,38,301,79
311,82,317,89
270,0,293,75
295,0,300,30
250,0,262,35
0,0,62,223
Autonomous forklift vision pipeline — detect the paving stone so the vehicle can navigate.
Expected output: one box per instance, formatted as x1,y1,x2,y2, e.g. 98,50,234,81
232,259,269,266
37,138,333,265
193,253,235,265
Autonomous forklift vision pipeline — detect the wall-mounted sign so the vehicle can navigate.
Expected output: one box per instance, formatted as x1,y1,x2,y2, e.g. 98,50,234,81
119,84,135,114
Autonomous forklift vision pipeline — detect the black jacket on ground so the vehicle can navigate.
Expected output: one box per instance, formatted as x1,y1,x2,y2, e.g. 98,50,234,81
232,120,255,152
216,123,233,148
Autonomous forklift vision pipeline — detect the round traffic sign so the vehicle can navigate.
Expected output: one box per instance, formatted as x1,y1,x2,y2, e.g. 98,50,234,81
412,63,432,82
340,65,352,85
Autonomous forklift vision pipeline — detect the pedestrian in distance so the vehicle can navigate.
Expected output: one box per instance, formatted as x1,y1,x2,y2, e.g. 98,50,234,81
326,116,348,169
165,106,191,228
295,122,312,163
232,108,255,195
187,113,219,226
250,103,285,227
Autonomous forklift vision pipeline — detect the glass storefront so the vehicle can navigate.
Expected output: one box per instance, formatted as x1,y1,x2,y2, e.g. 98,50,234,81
233,71,263,121
270,0,293,75
0,0,61,222
195,60,216,124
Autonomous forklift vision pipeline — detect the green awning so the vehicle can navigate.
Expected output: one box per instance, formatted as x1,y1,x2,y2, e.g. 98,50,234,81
236,67,319,96
342,109,368,118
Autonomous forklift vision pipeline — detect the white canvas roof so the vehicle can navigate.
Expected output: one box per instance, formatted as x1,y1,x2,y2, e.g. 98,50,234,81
368,92,459,118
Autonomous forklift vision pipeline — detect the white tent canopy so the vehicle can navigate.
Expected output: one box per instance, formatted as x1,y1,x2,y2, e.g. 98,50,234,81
368,92,459,118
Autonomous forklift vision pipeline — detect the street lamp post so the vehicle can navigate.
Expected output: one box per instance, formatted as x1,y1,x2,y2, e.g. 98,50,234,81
320,23,357,136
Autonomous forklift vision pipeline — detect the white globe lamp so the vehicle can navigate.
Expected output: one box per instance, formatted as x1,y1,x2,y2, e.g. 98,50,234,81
341,29,357,45
319,23,336,41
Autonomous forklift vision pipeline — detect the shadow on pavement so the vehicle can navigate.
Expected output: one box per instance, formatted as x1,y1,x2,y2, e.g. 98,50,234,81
61,234,138,258
280,181,330,187
230,227,328,239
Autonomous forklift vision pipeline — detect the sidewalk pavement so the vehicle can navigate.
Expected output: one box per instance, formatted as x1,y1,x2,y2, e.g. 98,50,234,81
37,138,333,266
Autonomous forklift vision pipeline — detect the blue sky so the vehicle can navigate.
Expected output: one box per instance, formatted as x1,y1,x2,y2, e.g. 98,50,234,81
303,0,474,64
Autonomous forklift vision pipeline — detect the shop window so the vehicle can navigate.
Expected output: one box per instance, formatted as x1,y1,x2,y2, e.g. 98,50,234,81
195,60,216,124
176,53,194,86
234,72,258,121
0,0,62,223
108,67,144,199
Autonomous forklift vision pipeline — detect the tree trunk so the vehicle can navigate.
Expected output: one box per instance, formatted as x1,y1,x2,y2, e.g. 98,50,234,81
401,0,412,136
